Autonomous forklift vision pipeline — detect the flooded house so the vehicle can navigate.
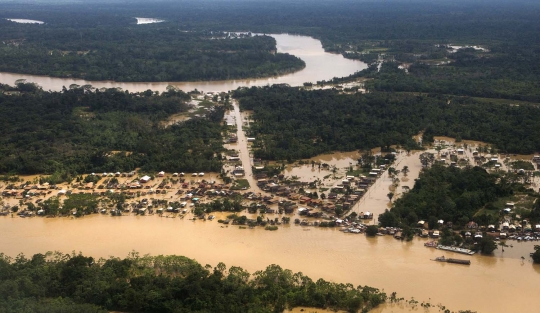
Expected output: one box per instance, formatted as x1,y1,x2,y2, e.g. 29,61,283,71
361,211,373,219
299,196,312,205
233,166,245,176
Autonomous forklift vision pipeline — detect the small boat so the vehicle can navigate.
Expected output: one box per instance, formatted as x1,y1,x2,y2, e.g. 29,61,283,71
432,256,471,265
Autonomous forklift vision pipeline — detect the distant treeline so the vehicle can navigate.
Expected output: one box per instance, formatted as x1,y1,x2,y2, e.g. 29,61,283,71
3,1,540,51
3,1,534,45
0,83,224,175
2,1,540,97
366,50,540,102
0,251,387,313
234,85,540,160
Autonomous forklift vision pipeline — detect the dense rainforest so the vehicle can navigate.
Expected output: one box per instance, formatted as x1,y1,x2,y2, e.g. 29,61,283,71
1,1,539,170
0,251,387,313
0,83,224,175
234,85,540,160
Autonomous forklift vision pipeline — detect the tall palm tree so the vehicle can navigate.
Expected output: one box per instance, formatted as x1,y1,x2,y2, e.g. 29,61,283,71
402,166,409,176
498,241,508,253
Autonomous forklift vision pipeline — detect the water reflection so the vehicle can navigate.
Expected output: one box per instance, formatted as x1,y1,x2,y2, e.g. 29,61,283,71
135,18,164,24
533,263,540,274
6,18,44,24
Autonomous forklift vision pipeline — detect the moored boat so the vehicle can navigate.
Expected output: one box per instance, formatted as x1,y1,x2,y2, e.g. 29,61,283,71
432,255,471,265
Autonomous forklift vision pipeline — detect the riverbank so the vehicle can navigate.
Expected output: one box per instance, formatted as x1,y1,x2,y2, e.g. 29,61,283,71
0,34,367,93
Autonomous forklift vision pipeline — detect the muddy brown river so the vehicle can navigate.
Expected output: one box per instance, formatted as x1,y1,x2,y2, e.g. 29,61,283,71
1,214,538,312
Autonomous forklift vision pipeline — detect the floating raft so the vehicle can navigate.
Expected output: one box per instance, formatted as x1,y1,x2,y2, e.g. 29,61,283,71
432,256,471,265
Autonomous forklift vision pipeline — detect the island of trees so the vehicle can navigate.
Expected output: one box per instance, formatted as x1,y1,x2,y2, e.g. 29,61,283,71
0,22,304,82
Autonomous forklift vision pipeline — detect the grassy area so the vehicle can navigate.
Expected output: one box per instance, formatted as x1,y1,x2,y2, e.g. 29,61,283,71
191,100,216,115
473,207,499,219
230,179,250,190
346,168,370,177
508,160,535,171
472,97,540,107
493,194,536,212
394,93,540,107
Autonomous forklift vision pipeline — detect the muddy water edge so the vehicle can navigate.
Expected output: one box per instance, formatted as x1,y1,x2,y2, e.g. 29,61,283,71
1,214,539,313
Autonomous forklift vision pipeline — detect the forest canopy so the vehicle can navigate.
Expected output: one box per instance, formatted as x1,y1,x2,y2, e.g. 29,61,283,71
234,85,540,161
0,83,225,175
378,165,514,228
0,251,387,313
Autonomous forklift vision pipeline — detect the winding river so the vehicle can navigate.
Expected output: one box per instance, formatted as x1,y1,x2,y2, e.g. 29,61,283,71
0,34,539,313
0,34,367,93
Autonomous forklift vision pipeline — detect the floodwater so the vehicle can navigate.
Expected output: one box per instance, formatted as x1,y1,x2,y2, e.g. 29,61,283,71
135,17,164,25
0,123,538,313
353,151,422,222
1,214,538,313
223,100,256,187
1,34,538,311
0,34,367,93
273,149,422,222
283,151,362,183
5,18,44,24
2,142,540,312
